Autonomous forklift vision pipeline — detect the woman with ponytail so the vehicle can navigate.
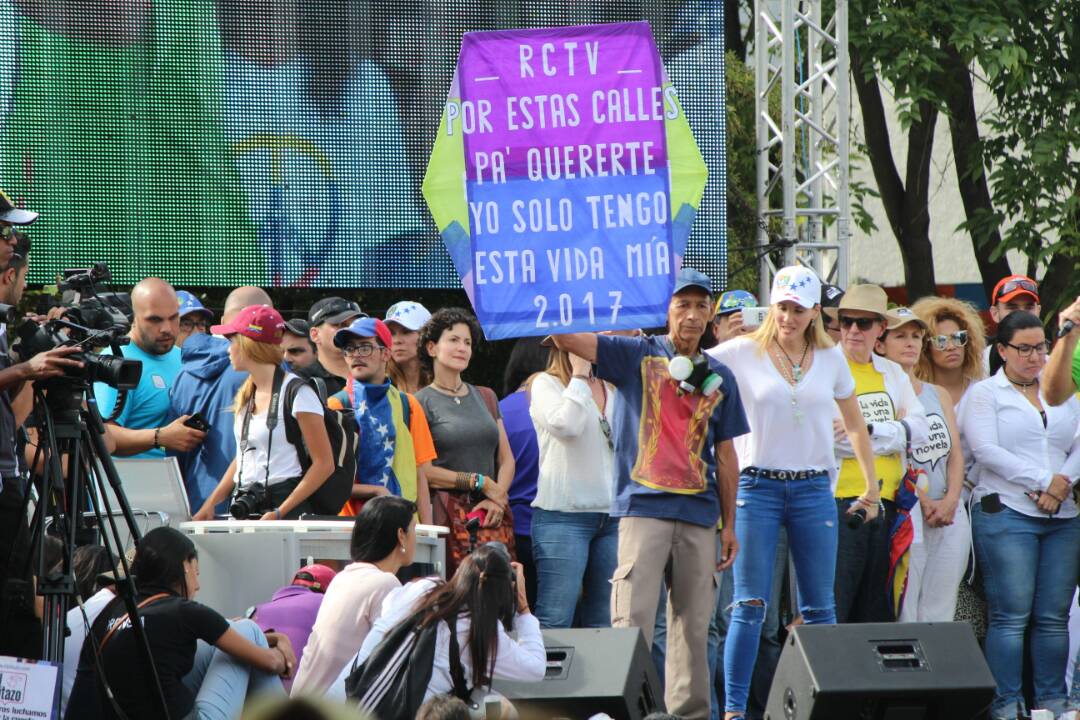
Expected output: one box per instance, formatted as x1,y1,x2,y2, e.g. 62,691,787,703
193,305,333,521
327,544,545,705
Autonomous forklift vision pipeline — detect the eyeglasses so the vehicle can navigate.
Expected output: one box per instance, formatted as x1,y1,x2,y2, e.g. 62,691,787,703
995,278,1038,301
928,331,968,351
838,316,879,331
180,317,210,332
0,225,14,240
1005,341,1050,358
342,343,380,358
284,347,309,356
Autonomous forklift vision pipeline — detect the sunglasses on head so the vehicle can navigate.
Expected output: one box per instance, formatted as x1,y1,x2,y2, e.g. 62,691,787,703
995,278,1038,301
838,315,879,331
928,330,968,351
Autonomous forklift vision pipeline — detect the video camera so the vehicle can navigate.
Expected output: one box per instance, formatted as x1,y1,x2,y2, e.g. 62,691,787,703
10,263,141,390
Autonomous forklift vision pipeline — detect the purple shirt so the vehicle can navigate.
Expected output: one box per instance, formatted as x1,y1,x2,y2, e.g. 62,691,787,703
500,390,539,536
251,585,325,690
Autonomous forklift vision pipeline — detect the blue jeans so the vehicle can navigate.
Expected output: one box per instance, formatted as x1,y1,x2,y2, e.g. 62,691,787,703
531,509,619,628
182,619,285,719
724,472,838,715
971,504,1080,719
708,564,734,720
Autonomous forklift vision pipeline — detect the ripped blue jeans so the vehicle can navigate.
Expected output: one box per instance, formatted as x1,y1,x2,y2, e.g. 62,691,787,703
723,471,838,714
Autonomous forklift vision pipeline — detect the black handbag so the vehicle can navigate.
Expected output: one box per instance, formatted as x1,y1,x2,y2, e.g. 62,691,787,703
345,609,470,720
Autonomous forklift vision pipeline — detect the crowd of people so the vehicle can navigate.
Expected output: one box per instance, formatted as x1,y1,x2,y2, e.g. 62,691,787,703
4,197,1080,719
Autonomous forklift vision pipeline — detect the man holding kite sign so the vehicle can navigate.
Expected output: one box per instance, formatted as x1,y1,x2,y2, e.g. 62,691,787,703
553,267,748,719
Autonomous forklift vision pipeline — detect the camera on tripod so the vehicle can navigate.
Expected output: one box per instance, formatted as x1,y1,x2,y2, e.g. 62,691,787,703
11,263,141,390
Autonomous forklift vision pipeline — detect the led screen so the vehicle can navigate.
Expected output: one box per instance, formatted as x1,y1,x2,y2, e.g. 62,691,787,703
0,0,725,288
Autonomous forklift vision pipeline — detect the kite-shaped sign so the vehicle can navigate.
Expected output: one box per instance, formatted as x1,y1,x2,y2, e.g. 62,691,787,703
423,22,708,340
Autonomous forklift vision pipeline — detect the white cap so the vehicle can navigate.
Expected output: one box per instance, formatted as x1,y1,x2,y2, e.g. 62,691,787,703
384,301,432,332
770,266,822,309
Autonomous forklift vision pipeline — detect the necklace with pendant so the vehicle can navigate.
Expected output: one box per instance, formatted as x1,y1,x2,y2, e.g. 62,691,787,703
433,379,465,404
773,341,810,424
775,339,810,383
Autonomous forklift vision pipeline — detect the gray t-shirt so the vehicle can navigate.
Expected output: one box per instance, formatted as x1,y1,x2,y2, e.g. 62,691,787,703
415,384,499,478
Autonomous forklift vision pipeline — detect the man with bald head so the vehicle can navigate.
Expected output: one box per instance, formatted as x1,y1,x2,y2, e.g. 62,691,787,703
169,285,273,510
93,278,206,460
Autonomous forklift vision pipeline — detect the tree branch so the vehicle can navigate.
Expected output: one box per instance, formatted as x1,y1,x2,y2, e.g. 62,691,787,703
850,48,906,242
940,41,1012,304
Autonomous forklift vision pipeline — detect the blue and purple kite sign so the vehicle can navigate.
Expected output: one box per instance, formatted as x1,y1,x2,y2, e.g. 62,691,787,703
423,22,707,339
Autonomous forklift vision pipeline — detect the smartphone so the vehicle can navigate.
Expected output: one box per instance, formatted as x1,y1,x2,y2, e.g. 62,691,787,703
184,412,210,433
740,306,769,329
980,493,1003,514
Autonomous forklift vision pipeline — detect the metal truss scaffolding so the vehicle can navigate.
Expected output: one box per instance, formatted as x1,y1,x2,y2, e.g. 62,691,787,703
755,0,851,300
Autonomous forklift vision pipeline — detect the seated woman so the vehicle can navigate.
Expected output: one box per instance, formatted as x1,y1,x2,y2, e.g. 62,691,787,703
65,527,292,719
961,311,1080,720
328,544,545,705
290,496,417,696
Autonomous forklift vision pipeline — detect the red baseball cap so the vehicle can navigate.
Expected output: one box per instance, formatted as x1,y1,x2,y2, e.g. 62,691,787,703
211,305,286,345
992,275,1039,304
292,564,337,593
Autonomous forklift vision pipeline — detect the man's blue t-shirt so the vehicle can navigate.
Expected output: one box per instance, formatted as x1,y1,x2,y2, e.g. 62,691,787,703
94,343,183,459
595,334,749,528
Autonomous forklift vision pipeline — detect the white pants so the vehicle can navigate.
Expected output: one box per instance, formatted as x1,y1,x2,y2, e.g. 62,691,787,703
899,503,971,623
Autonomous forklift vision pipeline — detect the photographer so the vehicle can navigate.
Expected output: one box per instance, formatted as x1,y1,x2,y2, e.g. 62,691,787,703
93,278,206,457
0,226,91,658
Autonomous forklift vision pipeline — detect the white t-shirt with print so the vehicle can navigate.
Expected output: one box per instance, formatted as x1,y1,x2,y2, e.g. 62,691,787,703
233,373,324,488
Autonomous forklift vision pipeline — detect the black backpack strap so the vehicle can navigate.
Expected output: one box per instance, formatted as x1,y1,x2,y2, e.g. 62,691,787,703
310,376,329,404
447,613,471,701
281,373,311,468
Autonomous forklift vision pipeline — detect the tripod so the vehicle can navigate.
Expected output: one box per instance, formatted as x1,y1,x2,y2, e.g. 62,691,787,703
20,377,170,718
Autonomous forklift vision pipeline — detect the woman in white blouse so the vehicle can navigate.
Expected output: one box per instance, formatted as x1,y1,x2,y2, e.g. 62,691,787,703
528,341,617,628
961,310,1080,720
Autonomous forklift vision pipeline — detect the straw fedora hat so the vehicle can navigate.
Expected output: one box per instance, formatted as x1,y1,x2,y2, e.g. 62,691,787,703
836,284,889,318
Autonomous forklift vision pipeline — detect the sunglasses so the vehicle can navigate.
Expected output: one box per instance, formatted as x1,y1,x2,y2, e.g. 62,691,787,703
995,278,1038,301
599,416,614,452
838,315,879,331
928,330,969,351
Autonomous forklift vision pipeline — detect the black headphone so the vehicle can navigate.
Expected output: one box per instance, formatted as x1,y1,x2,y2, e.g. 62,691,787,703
668,355,723,397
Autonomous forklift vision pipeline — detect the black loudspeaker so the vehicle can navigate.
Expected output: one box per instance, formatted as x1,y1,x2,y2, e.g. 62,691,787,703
765,622,995,720
492,627,663,720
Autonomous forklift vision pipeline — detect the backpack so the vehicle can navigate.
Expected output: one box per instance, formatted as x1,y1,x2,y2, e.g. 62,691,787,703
345,610,470,720
276,371,360,515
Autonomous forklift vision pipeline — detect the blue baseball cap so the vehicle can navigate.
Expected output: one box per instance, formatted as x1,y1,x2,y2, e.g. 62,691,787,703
714,290,758,317
334,317,393,349
177,290,213,319
673,267,712,296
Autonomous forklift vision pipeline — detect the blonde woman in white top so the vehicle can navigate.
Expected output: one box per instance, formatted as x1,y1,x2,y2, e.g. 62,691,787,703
528,342,617,628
